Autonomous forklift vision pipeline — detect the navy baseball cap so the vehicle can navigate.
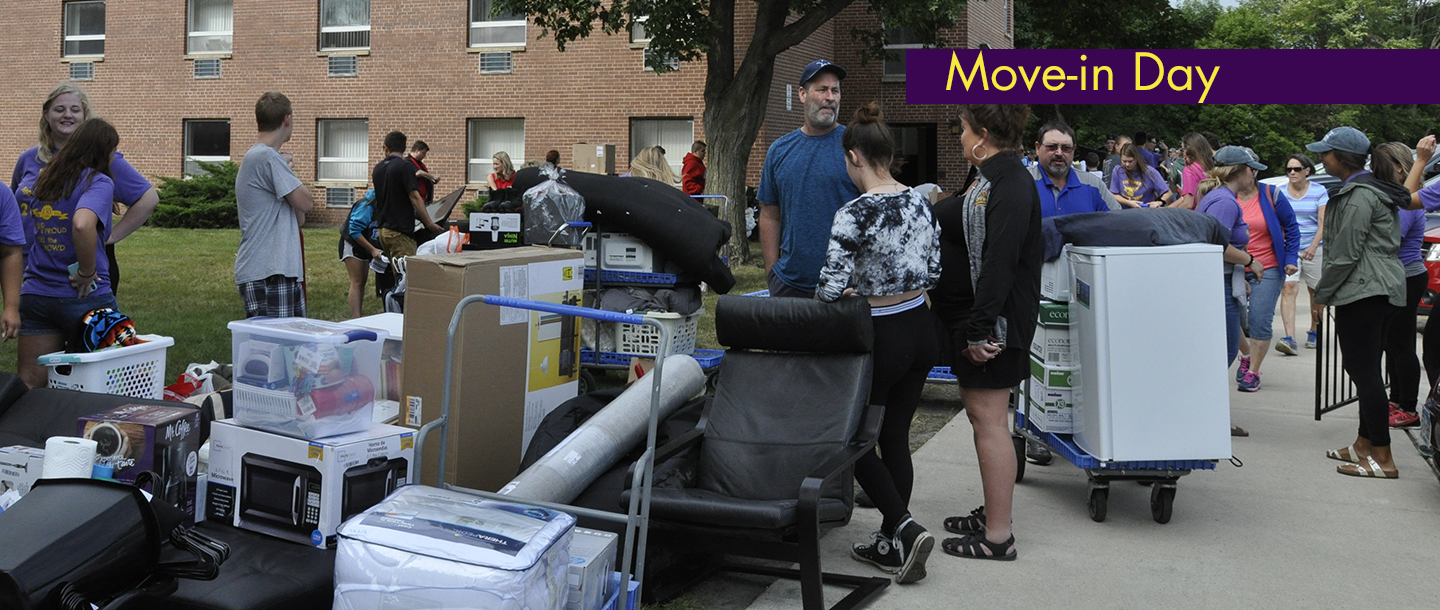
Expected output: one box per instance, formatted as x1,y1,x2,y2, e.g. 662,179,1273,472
1306,127,1371,155
800,60,846,87
1214,146,1267,171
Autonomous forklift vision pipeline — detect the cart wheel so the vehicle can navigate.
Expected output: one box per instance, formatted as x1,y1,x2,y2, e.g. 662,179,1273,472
1012,435,1027,483
1087,487,1109,522
1150,485,1176,524
578,370,597,395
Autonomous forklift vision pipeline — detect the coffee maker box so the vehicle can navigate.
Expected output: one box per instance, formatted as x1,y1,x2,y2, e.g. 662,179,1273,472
205,419,414,548
78,405,200,523
0,446,46,497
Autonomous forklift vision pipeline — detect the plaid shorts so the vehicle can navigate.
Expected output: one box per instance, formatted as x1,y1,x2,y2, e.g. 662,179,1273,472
238,275,307,318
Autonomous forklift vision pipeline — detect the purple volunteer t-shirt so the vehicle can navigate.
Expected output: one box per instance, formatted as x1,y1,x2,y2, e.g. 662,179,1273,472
0,182,28,247
1109,165,1169,205
1399,208,1424,267
1420,176,1440,212
22,171,114,297
12,147,151,249
1196,185,1249,251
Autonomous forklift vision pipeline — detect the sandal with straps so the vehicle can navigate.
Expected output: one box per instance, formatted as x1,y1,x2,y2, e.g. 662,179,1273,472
941,532,1017,561
943,506,986,535
1325,444,1362,463
1337,455,1398,479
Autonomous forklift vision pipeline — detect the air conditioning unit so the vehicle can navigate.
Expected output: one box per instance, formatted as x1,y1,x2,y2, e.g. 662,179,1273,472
326,187,356,208
478,52,513,74
643,48,680,72
194,58,222,79
328,55,358,77
69,62,95,81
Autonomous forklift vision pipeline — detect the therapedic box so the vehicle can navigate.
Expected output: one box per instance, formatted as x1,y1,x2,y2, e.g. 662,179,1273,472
0,446,46,497
206,419,414,548
568,528,618,610
78,405,200,524
469,212,523,250
1030,300,1073,365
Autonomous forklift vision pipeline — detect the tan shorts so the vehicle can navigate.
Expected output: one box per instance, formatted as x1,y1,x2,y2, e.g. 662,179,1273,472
378,228,418,260
1288,244,1322,289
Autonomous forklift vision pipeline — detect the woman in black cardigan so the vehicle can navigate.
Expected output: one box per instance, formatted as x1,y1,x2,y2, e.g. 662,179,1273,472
930,104,1042,561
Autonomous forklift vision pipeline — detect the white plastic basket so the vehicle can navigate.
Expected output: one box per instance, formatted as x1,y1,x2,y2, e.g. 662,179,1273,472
232,382,375,440
614,311,701,357
40,335,174,400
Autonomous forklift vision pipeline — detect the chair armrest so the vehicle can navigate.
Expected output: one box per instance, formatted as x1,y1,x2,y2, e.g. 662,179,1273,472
798,405,884,508
624,423,705,483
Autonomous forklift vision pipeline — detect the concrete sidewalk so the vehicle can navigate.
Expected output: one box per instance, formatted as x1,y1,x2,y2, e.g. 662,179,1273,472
747,319,1438,608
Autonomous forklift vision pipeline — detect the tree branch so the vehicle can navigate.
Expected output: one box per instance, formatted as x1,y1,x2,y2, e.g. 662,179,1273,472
767,0,856,56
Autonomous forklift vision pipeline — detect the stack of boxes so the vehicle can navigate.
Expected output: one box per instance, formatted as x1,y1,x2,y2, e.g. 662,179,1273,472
1027,249,1077,434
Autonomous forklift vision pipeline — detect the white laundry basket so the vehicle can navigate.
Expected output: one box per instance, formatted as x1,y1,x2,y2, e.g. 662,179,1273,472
39,335,175,400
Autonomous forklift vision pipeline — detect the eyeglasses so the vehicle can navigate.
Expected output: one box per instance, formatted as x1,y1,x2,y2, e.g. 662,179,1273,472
1042,144,1075,153
1284,167,1306,173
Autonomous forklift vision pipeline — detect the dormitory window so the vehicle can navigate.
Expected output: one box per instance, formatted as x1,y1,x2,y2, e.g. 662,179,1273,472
469,0,525,48
629,118,693,176
468,118,525,184
320,0,370,51
64,1,106,57
630,16,650,45
317,119,369,182
184,120,231,176
883,27,923,79
188,0,233,54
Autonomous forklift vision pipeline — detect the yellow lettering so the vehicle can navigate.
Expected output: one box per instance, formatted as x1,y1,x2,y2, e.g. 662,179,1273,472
1135,52,1163,91
1167,65,1193,91
1094,66,1114,91
1042,66,1066,91
946,51,989,91
1019,66,1042,91
1196,66,1220,103
992,66,1017,91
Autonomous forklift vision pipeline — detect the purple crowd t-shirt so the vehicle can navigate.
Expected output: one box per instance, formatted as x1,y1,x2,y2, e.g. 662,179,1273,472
11,147,151,250
1419,176,1440,212
1109,165,1169,204
0,182,28,247
1196,185,1249,252
1398,208,1425,267
22,170,114,297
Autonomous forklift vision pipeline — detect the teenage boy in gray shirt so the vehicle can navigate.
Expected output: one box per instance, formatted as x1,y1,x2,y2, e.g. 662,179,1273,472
235,91,313,318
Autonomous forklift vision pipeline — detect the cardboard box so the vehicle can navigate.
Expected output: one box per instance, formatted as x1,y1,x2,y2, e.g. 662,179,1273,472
1030,301,1072,365
1041,246,1072,301
1038,300,1070,327
568,528,619,610
468,212,523,250
572,143,617,175
1027,391,1074,433
346,312,404,423
206,419,414,548
403,248,584,491
1030,357,1075,389
78,405,200,523
0,446,45,497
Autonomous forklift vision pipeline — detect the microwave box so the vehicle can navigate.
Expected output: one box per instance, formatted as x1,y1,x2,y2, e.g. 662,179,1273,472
0,446,46,497
227,317,389,440
568,528,618,610
1030,300,1073,366
468,212,523,250
206,419,414,548
403,248,583,492
1041,246,1072,302
572,143,617,175
78,405,200,523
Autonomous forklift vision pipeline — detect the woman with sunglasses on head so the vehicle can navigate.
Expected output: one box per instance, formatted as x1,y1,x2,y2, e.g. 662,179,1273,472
1276,154,1328,351
15,118,123,388
12,84,158,299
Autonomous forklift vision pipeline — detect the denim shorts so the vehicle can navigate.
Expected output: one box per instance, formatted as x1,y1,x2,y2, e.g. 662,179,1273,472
20,292,120,338
1246,266,1285,341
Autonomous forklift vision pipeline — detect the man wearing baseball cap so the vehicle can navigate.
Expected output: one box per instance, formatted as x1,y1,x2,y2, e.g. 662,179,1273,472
757,59,860,298
1307,126,1408,479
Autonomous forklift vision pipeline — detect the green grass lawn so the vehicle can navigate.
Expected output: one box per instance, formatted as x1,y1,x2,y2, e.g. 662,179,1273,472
0,227,767,384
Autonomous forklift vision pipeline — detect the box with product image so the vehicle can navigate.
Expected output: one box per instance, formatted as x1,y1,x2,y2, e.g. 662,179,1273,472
1040,246,1073,302
0,446,46,497
1030,300,1073,365
468,212,523,250
205,419,414,548
402,248,583,492
568,528,618,610
1028,357,1076,433
77,405,200,522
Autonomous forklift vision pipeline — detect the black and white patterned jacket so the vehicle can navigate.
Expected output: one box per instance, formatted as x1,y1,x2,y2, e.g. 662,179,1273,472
815,189,942,303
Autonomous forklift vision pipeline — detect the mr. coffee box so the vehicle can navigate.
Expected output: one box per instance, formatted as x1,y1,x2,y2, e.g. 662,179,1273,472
78,405,201,524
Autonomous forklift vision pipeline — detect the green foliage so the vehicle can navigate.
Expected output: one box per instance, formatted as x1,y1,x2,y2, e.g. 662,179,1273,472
1264,0,1420,49
461,193,490,216
1198,5,1279,49
149,160,239,229
1014,0,1202,50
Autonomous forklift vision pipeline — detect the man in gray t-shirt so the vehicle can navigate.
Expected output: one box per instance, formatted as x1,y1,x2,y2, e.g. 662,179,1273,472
235,92,314,318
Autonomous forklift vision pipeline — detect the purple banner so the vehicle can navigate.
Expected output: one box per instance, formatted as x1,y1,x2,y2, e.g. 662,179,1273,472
905,49,1434,104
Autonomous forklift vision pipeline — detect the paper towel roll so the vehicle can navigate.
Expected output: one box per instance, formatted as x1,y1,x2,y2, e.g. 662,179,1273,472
42,437,98,479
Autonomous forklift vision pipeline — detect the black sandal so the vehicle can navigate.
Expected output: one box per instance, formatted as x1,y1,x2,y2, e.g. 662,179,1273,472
941,532,1017,561
943,506,986,535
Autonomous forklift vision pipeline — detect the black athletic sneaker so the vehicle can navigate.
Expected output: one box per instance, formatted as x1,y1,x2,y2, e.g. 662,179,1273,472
893,517,934,584
851,530,902,574
1025,440,1053,465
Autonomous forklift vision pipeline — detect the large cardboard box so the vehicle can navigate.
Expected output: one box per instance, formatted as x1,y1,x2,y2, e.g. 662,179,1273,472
1030,300,1073,365
568,528,619,610
403,247,584,491
78,404,200,524
1027,356,1075,434
206,419,414,548
572,143,617,175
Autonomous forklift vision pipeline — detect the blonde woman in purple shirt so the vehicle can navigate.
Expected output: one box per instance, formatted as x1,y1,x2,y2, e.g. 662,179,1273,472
11,84,157,296
15,119,122,388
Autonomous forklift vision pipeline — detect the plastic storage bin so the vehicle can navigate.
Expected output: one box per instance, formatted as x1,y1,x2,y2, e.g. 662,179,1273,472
613,310,700,356
228,318,387,440
40,335,174,400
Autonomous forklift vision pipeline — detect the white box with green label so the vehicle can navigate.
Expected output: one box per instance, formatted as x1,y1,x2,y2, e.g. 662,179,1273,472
1026,357,1075,433
1030,301,1072,365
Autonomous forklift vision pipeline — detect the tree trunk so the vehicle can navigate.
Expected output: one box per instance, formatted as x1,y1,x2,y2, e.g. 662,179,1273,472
704,72,773,265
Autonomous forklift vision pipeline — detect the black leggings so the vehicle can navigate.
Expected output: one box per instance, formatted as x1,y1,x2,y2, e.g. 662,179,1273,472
1385,273,1426,412
854,304,939,535
1336,296,1400,447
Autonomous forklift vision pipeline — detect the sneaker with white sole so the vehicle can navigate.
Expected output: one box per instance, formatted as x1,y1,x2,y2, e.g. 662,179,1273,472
1236,355,1251,383
852,530,902,574
1238,370,1261,392
1305,330,1317,349
1276,336,1298,355
893,517,934,584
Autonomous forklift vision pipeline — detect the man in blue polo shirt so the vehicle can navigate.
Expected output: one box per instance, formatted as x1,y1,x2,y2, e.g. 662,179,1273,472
1029,121,1113,219
758,59,861,298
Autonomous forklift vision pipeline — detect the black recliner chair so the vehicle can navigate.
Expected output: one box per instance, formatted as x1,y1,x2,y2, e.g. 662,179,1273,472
633,295,888,610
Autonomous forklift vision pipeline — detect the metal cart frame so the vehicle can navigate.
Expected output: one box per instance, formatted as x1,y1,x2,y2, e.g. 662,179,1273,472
413,294,685,607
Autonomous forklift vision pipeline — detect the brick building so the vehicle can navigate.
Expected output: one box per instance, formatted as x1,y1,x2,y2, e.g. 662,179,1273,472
0,1,1011,225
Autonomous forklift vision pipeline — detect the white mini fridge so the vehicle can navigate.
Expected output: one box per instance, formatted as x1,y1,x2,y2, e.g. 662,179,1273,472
1068,245,1231,462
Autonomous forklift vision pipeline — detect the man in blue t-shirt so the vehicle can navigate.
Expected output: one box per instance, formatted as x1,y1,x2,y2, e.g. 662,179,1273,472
757,59,860,298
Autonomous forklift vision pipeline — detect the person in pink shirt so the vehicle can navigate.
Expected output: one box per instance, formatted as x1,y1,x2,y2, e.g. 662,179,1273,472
1173,132,1215,210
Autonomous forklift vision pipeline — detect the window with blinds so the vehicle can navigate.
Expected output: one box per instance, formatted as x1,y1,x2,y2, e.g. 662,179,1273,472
469,0,525,48
467,118,525,184
629,118,694,176
188,0,232,54
320,0,370,50
317,119,369,182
